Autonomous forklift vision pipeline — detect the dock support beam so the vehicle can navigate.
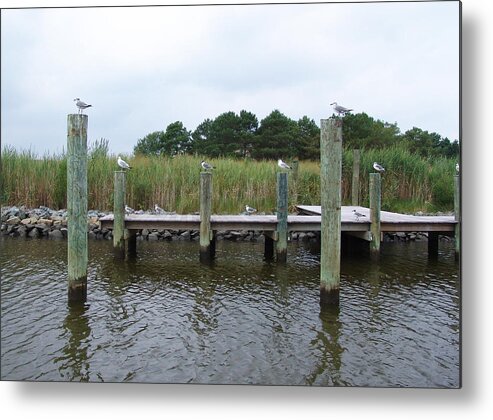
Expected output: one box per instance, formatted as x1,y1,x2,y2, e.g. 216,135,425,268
454,174,460,261
67,114,88,303
351,149,360,206
113,171,126,259
369,173,381,261
320,118,342,306
276,172,288,262
200,172,214,263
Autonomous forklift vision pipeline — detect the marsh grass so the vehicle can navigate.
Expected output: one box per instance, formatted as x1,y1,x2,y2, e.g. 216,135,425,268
1,145,456,214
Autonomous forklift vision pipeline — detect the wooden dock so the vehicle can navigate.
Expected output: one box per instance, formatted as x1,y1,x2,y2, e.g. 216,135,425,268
99,206,456,234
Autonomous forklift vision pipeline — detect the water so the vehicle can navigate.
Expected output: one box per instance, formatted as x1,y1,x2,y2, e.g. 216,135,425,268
0,236,460,387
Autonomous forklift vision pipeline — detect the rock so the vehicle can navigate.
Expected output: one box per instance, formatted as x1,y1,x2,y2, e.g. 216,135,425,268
180,230,191,240
6,216,20,225
28,227,40,238
148,232,159,241
17,226,27,237
49,230,64,239
20,218,32,225
38,218,53,226
88,231,97,239
163,230,173,241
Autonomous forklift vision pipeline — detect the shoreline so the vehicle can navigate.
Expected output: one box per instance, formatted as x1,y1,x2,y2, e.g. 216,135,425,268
1,205,445,243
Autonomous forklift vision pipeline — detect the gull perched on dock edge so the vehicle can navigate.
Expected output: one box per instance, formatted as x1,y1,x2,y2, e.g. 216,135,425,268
330,102,352,116
278,159,291,170
74,98,92,114
125,205,134,214
373,162,385,173
154,204,165,214
201,160,215,171
117,156,131,170
352,209,366,221
245,205,257,215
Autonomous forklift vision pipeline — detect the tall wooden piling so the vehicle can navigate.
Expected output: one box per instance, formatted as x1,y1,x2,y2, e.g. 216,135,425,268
351,149,361,206
200,172,214,262
276,172,288,262
67,114,88,303
320,118,342,305
454,174,460,261
113,171,126,259
369,173,381,261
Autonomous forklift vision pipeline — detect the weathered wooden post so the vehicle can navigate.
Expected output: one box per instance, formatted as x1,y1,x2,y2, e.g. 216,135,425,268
320,118,342,305
113,171,126,259
200,171,214,263
454,174,460,261
369,173,381,261
351,149,360,206
276,172,288,262
67,114,88,303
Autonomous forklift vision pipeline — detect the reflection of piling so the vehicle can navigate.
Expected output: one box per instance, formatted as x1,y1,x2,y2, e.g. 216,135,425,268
113,171,126,259
67,114,88,303
369,173,381,261
320,118,341,306
454,174,460,261
276,172,288,262
428,232,439,259
351,149,360,206
200,172,214,263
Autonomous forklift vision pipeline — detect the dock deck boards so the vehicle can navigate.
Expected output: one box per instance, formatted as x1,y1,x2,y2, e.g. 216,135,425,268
99,206,456,233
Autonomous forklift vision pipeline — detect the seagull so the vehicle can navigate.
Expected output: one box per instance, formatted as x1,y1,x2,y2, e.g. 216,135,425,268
352,209,366,221
74,98,92,114
117,156,132,170
245,205,257,215
330,102,352,116
373,162,385,173
456,162,459,173
201,160,215,171
278,159,291,170
154,204,165,214
125,205,134,214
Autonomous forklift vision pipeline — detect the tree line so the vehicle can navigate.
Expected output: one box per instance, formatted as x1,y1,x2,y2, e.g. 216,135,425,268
134,109,459,160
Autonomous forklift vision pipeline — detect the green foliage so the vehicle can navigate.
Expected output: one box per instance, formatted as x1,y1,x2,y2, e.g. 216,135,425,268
134,122,192,156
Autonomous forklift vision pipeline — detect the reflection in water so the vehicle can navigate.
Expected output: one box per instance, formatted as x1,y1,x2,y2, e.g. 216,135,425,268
1,237,459,387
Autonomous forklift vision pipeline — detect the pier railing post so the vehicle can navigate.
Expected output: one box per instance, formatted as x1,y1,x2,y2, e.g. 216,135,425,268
351,149,360,206
113,171,126,259
320,118,342,306
67,114,88,303
369,173,381,261
200,172,214,263
276,172,288,262
454,174,460,261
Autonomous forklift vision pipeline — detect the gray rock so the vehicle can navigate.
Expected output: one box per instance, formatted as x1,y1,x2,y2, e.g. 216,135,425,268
28,228,40,238
148,232,159,241
49,230,64,239
6,216,20,225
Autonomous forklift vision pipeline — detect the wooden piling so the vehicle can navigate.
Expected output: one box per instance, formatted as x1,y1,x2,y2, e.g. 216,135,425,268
200,172,214,262
320,118,342,305
113,171,126,259
351,149,361,206
276,172,288,262
454,174,460,261
369,173,381,261
67,114,88,303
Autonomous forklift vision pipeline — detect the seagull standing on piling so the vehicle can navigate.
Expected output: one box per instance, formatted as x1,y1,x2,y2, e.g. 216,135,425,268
373,162,385,173
245,205,257,215
352,209,366,221
330,102,352,116
117,156,132,170
278,159,291,170
201,160,215,171
74,98,92,114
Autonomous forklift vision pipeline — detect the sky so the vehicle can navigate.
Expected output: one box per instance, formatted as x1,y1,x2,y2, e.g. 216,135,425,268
1,0,460,155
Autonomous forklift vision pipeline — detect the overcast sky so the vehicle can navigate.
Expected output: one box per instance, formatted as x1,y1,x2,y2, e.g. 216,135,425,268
1,0,460,156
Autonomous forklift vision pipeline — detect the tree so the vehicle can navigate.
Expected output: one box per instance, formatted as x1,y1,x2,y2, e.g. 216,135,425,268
297,116,320,160
342,112,400,150
134,121,191,156
134,131,165,156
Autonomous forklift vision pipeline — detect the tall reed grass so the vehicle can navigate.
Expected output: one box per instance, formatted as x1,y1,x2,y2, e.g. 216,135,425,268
1,144,456,214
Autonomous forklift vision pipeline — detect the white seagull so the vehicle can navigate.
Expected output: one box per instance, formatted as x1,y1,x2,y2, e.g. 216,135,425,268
154,204,165,214
201,160,215,171
74,98,92,114
456,162,459,173
245,205,257,215
330,102,352,116
117,156,132,170
278,159,291,170
373,162,385,173
352,209,366,221
125,205,134,214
